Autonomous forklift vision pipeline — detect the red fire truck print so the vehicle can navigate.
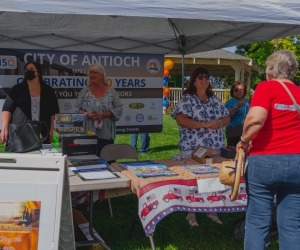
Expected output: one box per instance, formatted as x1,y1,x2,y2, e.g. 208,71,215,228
228,186,247,201
140,193,159,220
207,192,226,203
162,188,183,202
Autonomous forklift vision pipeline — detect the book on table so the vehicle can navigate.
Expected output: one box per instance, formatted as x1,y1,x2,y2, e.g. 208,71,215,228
118,160,178,178
68,158,118,180
180,164,220,174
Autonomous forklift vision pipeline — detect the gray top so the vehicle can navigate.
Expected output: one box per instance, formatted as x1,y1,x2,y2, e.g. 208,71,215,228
74,86,123,140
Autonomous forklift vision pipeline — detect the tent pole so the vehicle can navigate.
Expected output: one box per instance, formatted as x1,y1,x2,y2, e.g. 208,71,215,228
181,53,184,94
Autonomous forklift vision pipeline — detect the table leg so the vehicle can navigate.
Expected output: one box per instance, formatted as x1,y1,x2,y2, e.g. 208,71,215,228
75,191,111,250
149,235,156,250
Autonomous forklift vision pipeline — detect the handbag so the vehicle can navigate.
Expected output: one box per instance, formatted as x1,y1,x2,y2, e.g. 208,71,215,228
5,121,48,153
219,148,244,201
226,124,243,139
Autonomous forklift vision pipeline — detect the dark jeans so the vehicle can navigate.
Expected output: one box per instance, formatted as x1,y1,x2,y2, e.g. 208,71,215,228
130,133,150,153
244,154,300,250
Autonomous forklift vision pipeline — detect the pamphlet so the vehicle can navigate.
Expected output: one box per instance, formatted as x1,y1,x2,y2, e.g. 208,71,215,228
0,200,41,250
180,164,220,174
118,161,178,178
76,170,118,180
67,158,108,171
68,158,118,180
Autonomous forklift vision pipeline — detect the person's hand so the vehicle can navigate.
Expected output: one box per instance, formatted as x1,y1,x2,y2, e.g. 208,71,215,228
94,112,105,120
237,101,246,108
86,111,98,120
202,120,221,130
236,140,251,155
49,130,53,143
0,126,8,145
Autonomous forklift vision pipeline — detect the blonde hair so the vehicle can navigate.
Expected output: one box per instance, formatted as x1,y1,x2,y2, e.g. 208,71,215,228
87,63,109,87
265,50,298,79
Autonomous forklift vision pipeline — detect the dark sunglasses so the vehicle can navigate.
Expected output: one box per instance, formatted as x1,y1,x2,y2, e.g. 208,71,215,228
234,88,244,93
197,75,209,80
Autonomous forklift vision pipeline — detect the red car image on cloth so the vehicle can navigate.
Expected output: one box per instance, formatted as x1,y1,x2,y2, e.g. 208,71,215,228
207,192,226,203
185,193,204,203
229,193,247,201
140,193,159,220
162,189,183,202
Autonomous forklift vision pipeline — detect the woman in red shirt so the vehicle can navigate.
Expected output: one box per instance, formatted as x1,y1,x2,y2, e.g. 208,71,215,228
237,50,300,250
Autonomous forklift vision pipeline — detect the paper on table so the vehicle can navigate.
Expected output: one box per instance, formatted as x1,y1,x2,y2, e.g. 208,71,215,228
78,170,117,180
197,177,226,193
69,164,108,172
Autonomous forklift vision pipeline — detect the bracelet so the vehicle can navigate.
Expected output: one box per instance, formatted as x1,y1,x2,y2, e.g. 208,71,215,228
240,136,249,143
84,112,88,118
219,119,222,128
202,121,205,128
234,105,239,109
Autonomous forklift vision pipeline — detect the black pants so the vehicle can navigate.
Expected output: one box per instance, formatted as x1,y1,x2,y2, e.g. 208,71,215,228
226,136,241,147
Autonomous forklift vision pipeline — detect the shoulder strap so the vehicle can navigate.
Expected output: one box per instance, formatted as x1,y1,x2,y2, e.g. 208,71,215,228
277,80,300,118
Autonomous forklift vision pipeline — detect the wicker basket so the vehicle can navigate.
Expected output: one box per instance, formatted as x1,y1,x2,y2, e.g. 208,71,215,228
219,148,244,201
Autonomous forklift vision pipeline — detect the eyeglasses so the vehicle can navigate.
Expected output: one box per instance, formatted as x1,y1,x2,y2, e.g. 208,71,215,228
234,88,244,93
197,75,209,80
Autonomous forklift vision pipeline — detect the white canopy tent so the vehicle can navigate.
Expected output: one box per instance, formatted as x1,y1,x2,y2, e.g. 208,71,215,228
1,0,300,91
1,0,300,55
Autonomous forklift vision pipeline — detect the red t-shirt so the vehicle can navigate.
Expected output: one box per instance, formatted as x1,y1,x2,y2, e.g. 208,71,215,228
250,80,300,155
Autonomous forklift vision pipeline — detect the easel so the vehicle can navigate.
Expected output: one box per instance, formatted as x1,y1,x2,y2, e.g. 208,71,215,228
0,153,75,250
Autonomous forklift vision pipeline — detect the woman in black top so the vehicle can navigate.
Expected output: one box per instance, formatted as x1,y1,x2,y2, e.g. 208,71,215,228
0,61,59,144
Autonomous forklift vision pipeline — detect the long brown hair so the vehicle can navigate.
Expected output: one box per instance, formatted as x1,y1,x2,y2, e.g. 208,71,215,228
183,67,213,97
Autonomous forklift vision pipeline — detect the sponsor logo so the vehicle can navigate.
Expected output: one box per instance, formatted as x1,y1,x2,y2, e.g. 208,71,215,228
129,102,145,109
150,102,156,109
136,114,144,122
0,56,17,69
146,58,161,74
125,115,131,122
148,115,158,121
63,102,72,111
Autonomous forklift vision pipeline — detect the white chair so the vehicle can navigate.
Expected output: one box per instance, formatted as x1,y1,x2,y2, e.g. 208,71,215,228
100,143,139,217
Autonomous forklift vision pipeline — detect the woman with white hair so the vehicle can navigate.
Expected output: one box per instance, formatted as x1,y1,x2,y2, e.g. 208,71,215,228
236,50,300,250
74,63,123,156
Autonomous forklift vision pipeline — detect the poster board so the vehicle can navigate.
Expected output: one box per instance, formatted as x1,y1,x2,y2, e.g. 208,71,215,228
0,49,164,134
0,153,75,250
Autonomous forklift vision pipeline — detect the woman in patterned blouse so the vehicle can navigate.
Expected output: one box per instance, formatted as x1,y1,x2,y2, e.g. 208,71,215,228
171,67,230,226
74,63,123,156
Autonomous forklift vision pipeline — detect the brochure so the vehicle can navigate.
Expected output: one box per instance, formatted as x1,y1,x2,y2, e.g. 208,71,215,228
118,161,178,178
76,170,118,180
67,158,108,171
180,164,220,174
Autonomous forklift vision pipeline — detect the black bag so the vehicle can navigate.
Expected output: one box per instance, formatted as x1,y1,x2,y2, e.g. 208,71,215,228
226,124,243,139
5,121,48,153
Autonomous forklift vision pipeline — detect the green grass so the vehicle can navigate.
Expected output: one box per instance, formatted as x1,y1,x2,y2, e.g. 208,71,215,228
89,115,279,250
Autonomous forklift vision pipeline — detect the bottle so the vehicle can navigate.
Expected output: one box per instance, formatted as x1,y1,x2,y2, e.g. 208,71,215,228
22,206,28,224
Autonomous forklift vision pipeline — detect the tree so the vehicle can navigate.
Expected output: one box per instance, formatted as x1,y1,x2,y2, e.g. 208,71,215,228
236,35,300,87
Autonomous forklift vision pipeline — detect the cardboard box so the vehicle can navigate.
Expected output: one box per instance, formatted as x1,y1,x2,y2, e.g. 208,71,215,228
221,147,236,159
72,208,105,250
191,146,216,164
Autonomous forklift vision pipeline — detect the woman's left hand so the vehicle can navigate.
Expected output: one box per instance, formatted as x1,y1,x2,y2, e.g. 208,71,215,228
203,120,221,130
236,140,251,154
93,112,104,120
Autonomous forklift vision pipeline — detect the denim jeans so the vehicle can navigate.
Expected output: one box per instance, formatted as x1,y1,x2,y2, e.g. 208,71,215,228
244,154,300,250
130,133,150,153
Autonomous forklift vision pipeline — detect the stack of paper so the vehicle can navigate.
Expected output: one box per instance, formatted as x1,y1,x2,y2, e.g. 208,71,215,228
68,158,118,180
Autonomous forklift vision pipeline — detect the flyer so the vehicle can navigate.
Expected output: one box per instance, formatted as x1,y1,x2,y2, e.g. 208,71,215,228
0,201,41,250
